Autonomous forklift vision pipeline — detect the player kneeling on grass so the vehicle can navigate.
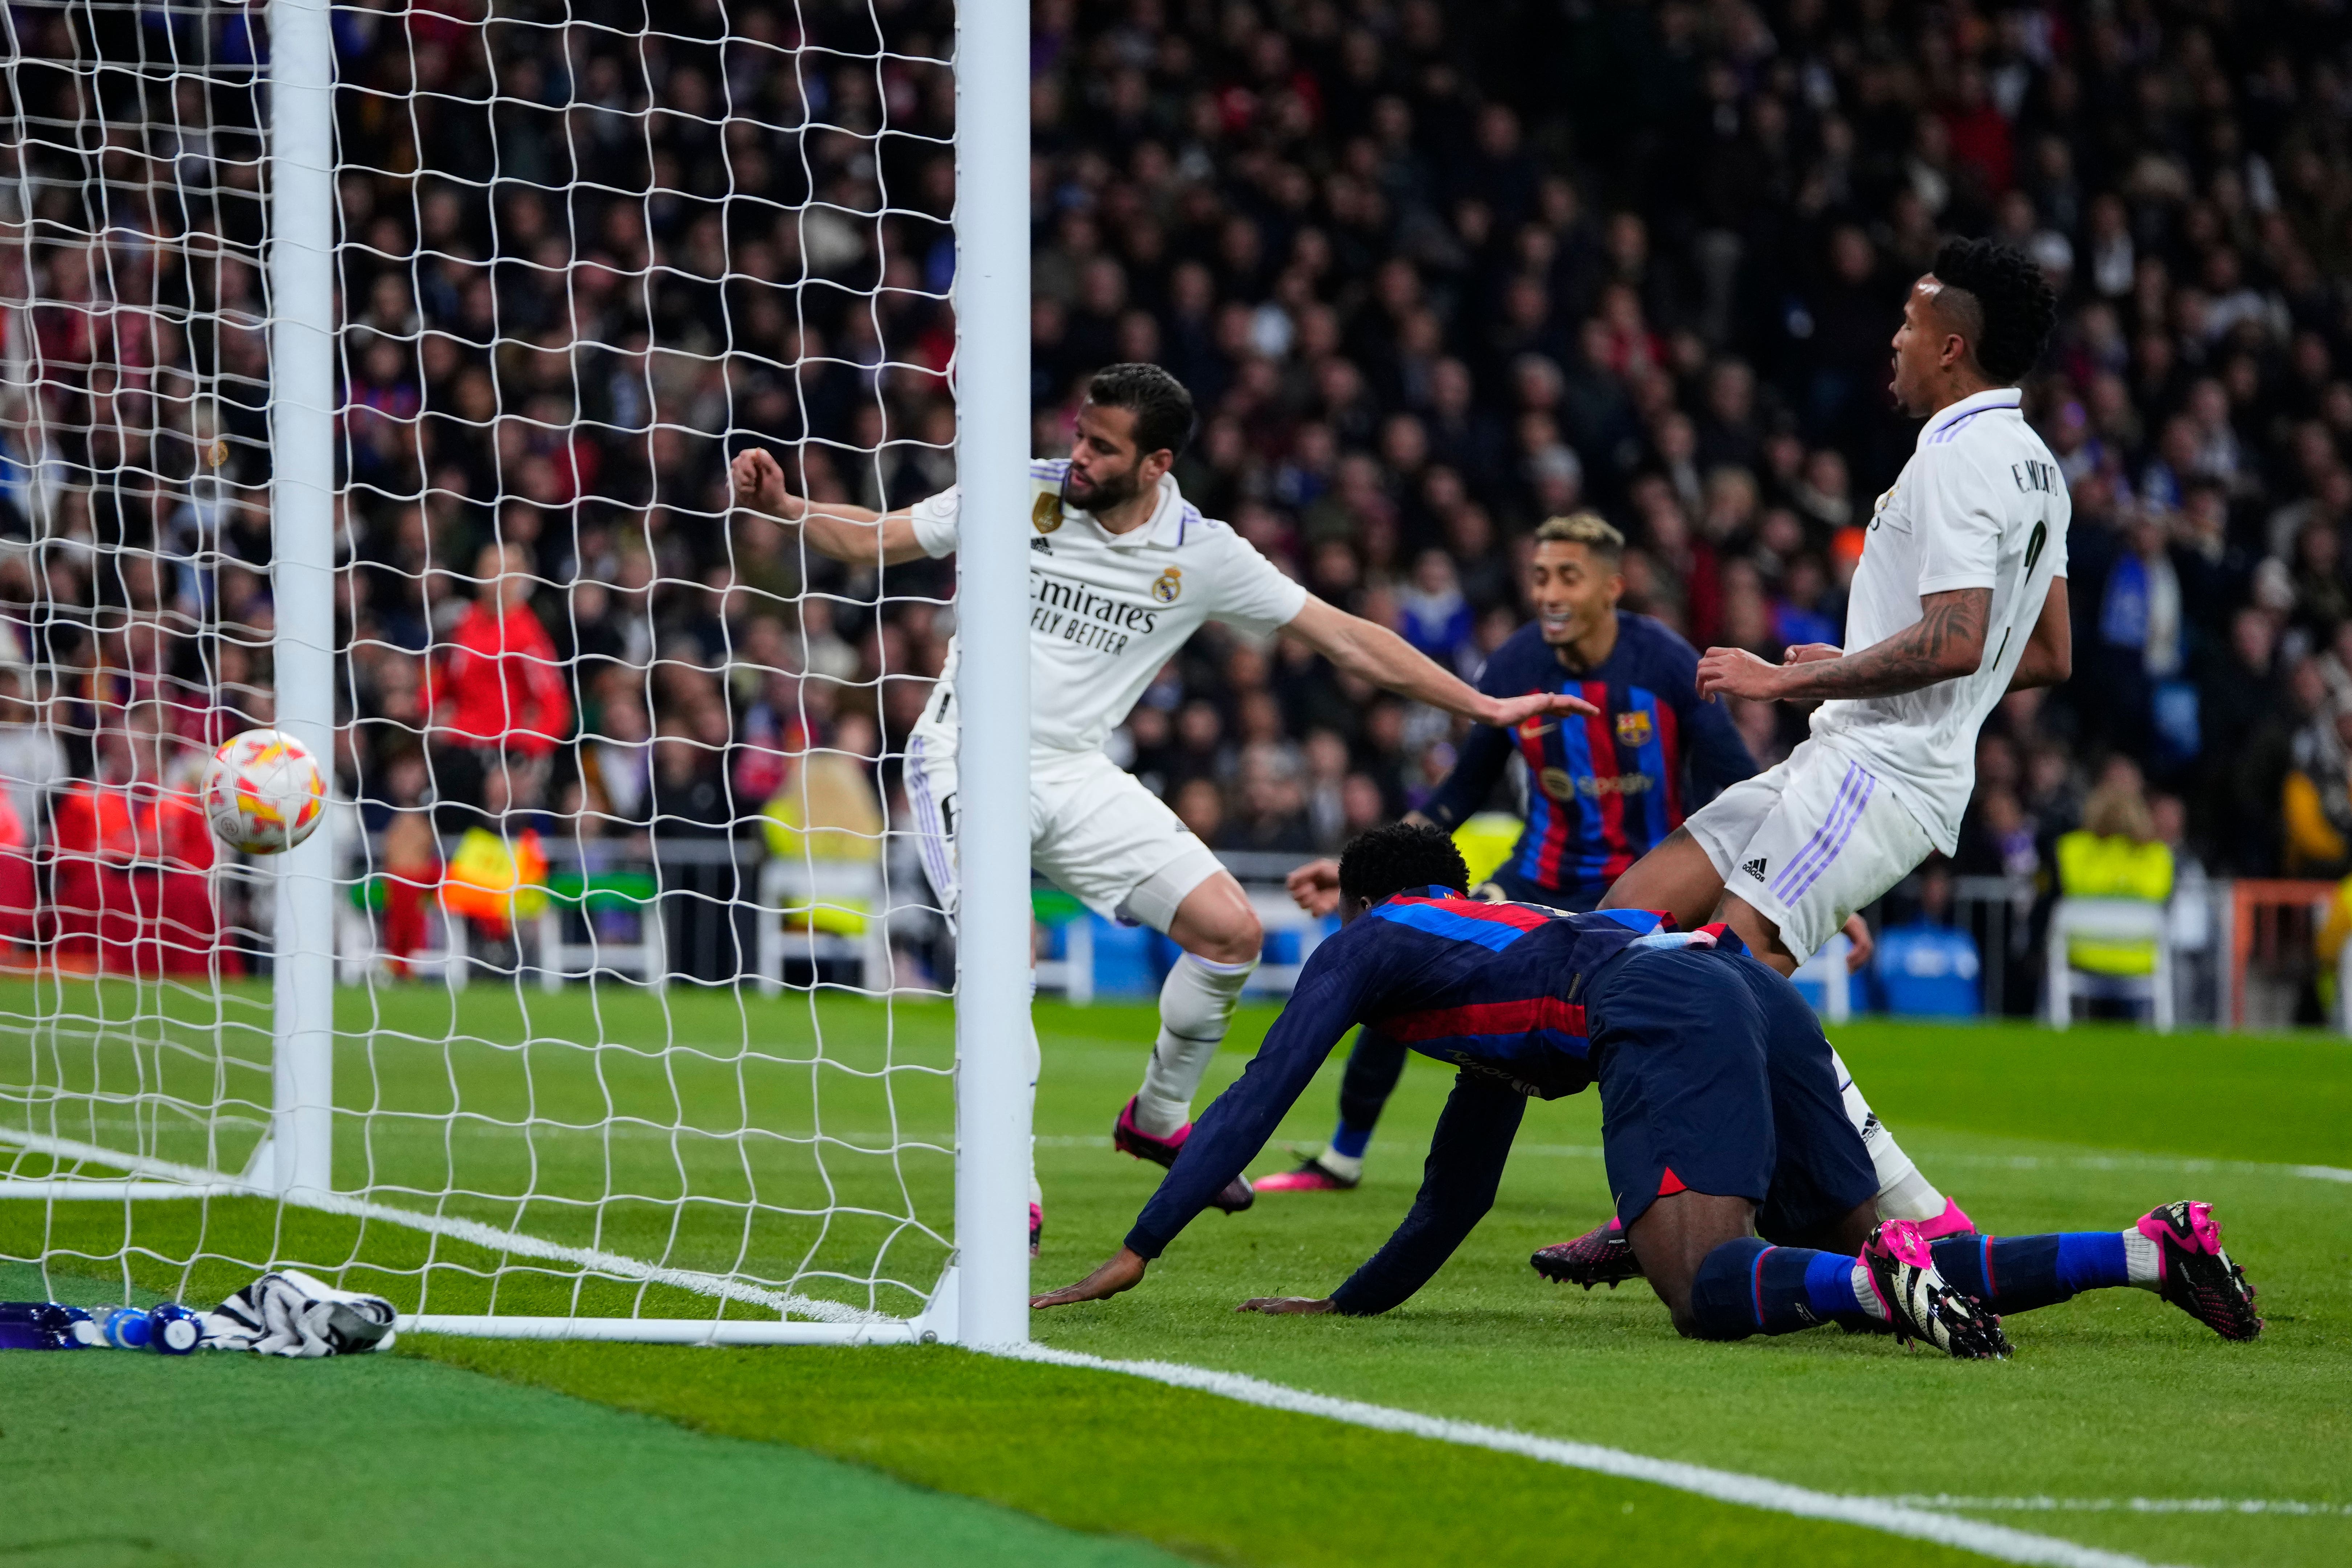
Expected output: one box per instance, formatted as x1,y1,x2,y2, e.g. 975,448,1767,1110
1034,823,2016,1356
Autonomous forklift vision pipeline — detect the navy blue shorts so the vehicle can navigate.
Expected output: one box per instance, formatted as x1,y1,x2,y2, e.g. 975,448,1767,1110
1477,868,1603,912
1585,941,1877,1237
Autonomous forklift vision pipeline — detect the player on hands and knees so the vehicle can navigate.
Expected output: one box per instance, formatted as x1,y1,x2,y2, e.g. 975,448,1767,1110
1032,824,2010,1359
1263,512,1776,1197
731,365,1595,1251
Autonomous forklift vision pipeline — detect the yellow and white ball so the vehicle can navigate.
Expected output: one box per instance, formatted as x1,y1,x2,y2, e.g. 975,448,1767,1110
203,728,327,854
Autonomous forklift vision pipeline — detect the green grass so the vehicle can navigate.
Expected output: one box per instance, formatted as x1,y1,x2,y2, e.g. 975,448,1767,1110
5,984,2349,1567
0,1290,1185,1568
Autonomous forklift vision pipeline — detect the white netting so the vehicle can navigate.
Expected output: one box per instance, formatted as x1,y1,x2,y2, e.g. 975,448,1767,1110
0,0,965,1328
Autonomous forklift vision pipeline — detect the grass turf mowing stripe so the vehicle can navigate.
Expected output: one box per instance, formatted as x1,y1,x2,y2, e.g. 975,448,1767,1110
0,1345,1186,1568
997,1342,2176,1568
410,1336,2011,1568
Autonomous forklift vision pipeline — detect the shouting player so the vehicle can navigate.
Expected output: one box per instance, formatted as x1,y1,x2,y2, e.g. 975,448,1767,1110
1507,238,2075,1290
730,364,1593,1247
1603,237,2071,973
1262,511,1782,1194
1032,826,2260,1348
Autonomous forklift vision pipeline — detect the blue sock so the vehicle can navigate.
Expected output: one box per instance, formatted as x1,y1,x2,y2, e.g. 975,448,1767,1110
1329,1119,1372,1160
1929,1233,2126,1315
1689,1238,1860,1340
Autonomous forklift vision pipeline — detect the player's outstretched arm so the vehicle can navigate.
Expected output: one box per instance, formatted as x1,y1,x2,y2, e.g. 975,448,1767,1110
729,447,932,566
1696,587,1991,703
1031,1247,1147,1309
1280,596,1598,727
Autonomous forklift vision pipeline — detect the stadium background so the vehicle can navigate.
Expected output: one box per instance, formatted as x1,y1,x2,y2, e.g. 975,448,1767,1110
8,0,2352,1003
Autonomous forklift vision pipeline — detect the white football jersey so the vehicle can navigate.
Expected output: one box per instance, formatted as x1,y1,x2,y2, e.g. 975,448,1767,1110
908,460,1309,757
1809,388,2069,853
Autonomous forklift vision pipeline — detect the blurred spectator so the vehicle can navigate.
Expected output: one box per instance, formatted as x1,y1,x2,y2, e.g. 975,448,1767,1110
2055,775,2175,980
4,0,2352,998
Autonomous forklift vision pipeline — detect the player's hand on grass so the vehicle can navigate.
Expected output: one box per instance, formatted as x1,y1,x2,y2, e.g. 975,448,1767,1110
1842,913,1873,973
1782,642,1842,666
1695,646,1790,702
730,448,806,522
1030,1247,1147,1309
1484,689,1602,729
1287,858,1341,916
1236,1295,1336,1315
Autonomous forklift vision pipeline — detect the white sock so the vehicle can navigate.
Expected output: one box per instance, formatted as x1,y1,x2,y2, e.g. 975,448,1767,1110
1027,973,1042,1211
1132,952,1257,1137
2122,1229,2161,1288
1829,1047,1947,1222
1851,1261,1888,1320
1314,1148,1364,1183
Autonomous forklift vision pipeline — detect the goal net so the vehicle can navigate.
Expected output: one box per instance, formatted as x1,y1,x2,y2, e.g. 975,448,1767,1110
0,0,1032,1344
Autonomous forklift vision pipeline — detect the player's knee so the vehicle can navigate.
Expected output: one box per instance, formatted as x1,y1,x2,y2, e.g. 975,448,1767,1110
1193,908,1262,967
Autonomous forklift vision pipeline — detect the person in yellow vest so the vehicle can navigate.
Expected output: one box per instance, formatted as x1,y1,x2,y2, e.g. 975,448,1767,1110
2053,779,2174,978
760,748,885,936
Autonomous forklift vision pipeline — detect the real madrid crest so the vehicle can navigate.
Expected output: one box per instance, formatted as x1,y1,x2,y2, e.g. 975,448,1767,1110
1151,566,1183,603
1032,492,1064,534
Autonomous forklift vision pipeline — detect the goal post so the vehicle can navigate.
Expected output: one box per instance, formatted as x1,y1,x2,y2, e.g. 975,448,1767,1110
0,0,1031,1349
266,0,337,1203
946,0,1032,1350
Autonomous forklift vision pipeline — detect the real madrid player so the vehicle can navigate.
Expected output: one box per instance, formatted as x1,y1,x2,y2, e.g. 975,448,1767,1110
731,363,1593,1248
1605,238,2072,979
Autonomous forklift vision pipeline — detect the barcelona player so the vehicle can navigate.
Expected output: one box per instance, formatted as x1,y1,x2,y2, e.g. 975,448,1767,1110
1032,826,2260,1350
1268,513,1861,1197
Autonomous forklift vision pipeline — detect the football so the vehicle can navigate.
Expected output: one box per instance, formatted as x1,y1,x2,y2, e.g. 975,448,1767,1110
202,728,328,855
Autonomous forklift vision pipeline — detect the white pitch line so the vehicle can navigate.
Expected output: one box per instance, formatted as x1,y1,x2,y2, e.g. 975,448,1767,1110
992,1342,2173,1568
0,1126,901,1326
1883,1496,2347,1517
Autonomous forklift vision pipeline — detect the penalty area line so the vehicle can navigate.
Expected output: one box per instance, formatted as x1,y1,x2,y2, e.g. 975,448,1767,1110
991,1343,2176,1568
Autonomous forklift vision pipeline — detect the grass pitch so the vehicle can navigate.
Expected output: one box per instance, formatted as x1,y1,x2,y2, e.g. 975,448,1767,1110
3,982,2347,1567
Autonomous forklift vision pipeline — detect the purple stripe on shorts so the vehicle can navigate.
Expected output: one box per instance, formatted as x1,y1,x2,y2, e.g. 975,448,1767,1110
905,734,957,906
1769,764,1864,901
1782,770,1877,904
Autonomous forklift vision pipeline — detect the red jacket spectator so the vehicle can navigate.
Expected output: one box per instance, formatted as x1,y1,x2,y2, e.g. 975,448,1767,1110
427,558,572,756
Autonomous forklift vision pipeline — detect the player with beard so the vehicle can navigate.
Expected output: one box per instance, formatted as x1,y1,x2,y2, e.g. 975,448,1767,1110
731,363,1595,1251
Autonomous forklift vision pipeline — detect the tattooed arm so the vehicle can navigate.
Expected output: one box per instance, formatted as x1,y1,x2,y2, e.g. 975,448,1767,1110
1694,588,1992,703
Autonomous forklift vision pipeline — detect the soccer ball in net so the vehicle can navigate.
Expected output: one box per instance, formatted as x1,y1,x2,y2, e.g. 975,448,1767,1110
203,730,328,855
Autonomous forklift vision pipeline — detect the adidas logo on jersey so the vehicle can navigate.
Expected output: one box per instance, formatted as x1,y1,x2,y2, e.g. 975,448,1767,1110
1742,858,1768,881
1030,535,1054,554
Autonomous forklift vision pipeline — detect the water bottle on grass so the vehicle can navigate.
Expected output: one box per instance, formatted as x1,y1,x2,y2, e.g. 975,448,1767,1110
0,1302,93,1350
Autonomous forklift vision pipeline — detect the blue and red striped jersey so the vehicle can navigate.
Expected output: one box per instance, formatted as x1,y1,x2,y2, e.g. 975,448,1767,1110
1422,614,1756,896
1128,888,1674,1257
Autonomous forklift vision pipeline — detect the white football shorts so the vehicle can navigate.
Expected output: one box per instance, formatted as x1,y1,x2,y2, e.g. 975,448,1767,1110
1682,738,1935,963
902,737,1223,930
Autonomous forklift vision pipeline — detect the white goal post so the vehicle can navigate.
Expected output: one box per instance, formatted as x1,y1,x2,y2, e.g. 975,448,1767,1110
0,0,1031,1347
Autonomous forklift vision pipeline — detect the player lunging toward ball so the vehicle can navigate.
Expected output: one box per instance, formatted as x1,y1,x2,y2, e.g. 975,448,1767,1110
731,363,1594,1249
1034,826,2260,1348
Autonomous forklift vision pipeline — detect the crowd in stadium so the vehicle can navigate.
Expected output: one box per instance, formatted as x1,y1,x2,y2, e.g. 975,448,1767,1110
5,1,2352,997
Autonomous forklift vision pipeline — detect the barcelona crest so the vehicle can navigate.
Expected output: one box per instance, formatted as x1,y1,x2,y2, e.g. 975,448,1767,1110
1615,709,1653,749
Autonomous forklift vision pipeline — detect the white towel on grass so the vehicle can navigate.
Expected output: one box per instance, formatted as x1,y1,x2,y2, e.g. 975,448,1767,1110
200,1269,398,1357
